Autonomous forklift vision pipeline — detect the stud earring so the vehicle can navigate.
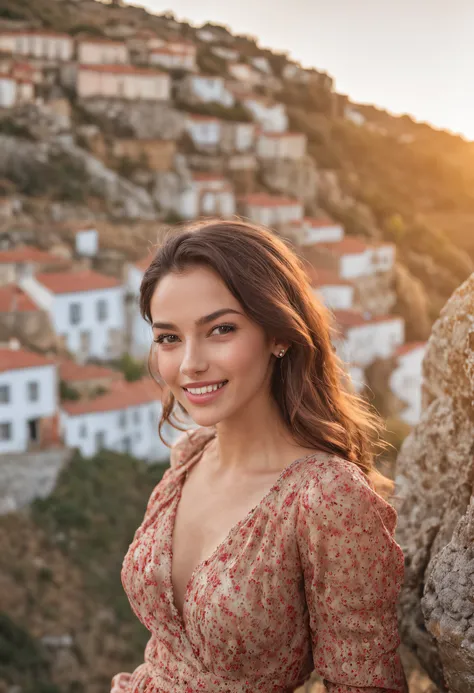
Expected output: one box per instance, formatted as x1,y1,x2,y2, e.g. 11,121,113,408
277,349,286,358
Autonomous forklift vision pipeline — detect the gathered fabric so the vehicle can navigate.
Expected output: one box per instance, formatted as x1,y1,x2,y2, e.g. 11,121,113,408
116,427,408,692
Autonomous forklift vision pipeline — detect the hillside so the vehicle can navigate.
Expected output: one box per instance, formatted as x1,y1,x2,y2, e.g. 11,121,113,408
0,0,473,336
0,450,167,693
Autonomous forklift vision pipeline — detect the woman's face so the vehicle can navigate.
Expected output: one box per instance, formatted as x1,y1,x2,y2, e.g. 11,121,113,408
149,264,279,428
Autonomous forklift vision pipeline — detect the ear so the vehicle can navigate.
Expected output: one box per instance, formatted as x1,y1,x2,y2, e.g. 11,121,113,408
271,340,290,359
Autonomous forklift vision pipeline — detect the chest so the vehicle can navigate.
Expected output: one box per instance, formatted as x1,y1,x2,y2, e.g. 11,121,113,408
171,470,286,615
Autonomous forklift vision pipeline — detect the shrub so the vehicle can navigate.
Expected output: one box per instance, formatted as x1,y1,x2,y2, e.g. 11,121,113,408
60,380,80,401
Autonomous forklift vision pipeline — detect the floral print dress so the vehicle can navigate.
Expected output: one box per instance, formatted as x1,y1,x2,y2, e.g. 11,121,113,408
116,426,408,692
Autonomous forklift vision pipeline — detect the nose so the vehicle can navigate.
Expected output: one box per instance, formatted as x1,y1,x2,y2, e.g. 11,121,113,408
179,340,208,378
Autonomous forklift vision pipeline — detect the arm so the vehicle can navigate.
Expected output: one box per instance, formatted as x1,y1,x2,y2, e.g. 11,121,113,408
297,459,408,693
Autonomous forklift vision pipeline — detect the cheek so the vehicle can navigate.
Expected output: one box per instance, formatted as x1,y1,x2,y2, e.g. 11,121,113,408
223,334,270,376
152,347,181,384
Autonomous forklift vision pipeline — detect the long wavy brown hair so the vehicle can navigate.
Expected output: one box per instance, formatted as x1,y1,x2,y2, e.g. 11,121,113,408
140,220,393,498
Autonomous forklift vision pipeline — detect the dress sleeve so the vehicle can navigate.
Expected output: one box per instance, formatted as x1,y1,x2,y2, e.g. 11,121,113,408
296,457,408,693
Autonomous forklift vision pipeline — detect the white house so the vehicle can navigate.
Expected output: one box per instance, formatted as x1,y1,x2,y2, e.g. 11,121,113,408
149,40,196,71
185,114,222,151
0,75,34,108
77,65,170,101
77,38,129,65
389,341,427,426
126,253,154,360
221,121,256,153
0,346,57,453
309,238,396,279
332,310,405,368
298,217,344,246
20,270,125,362
239,192,303,228
371,242,396,273
0,30,73,62
256,131,306,160
178,74,234,107
196,28,220,43
60,378,180,462
282,63,310,83
306,238,374,280
345,106,366,127
308,267,355,311
211,46,239,61
73,226,99,257
250,56,272,74
242,96,288,133
228,62,262,87
159,172,235,221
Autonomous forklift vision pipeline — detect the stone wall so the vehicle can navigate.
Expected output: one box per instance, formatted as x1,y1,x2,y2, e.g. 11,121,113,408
0,448,73,515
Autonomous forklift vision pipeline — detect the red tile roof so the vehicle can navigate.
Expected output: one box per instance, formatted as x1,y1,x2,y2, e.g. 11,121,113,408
315,237,370,255
62,378,162,416
240,192,300,207
395,341,426,357
35,270,121,294
333,309,403,330
192,172,227,182
0,246,69,266
0,348,54,374
304,216,339,228
0,284,39,312
187,113,220,123
306,267,353,288
78,64,166,76
0,30,71,38
78,37,126,45
59,359,123,384
260,131,305,139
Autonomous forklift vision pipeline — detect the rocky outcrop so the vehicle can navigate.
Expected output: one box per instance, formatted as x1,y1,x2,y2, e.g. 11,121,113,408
78,98,186,141
260,155,318,204
395,272,474,692
0,135,158,220
352,267,397,316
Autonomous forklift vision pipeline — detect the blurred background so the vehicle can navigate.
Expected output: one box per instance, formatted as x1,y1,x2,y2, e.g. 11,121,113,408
0,1,473,691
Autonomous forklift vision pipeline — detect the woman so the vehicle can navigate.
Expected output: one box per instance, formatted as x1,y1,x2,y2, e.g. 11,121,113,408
112,220,408,693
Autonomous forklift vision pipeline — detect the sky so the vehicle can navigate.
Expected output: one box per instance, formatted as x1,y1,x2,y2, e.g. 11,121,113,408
124,0,474,141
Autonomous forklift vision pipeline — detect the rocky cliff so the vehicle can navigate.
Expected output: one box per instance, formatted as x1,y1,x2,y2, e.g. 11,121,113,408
395,272,474,692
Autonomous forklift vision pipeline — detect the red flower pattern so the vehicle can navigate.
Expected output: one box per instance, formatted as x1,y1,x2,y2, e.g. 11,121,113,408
115,427,408,692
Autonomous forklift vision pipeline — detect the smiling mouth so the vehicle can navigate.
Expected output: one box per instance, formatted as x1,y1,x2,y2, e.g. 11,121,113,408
183,380,228,395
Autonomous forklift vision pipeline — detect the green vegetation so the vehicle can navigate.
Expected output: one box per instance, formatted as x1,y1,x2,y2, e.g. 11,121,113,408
176,100,253,123
59,380,80,401
32,449,168,627
116,353,146,382
0,117,35,141
0,612,60,693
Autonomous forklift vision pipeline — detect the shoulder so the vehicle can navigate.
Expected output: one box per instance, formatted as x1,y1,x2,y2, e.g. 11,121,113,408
297,453,398,534
169,425,217,470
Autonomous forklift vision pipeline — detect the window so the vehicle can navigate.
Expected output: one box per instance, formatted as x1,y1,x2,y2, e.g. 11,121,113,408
0,422,11,440
133,409,141,425
118,411,126,427
95,431,105,450
96,299,108,322
79,423,87,439
69,303,82,325
27,381,39,402
0,385,10,404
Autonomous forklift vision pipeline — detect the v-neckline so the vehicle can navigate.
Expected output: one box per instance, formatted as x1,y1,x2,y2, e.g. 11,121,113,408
167,436,319,631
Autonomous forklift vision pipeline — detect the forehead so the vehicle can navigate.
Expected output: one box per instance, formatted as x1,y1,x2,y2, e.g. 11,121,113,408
150,265,241,320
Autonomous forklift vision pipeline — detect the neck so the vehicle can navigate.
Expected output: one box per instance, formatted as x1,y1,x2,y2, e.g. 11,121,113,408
212,388,298,474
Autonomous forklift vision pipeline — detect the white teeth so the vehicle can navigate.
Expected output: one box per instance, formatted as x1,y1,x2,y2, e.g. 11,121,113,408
186,381,226,395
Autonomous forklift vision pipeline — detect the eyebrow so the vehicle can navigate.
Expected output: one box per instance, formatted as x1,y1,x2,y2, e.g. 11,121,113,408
152,308,243,331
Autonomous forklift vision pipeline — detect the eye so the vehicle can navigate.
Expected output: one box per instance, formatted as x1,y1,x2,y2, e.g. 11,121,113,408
153,334,178,345
210,324,236,336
